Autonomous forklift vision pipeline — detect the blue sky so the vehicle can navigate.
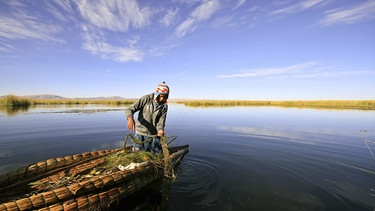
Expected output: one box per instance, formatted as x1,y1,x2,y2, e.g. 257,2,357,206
0,0,374,100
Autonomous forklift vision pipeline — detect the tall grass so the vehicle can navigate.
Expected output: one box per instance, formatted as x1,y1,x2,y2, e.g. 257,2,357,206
0,95,31,107
177,100,375,110
2,96,374,110
0,95,135,106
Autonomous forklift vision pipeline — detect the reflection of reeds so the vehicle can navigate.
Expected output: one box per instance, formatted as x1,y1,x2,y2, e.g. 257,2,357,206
0,105,30,117
177,100,375,110
0,95,31,116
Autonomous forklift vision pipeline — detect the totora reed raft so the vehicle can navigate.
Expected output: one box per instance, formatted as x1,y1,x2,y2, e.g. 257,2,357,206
0,140,189,211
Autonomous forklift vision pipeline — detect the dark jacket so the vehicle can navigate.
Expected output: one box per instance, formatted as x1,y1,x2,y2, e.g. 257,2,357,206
125,93,168,136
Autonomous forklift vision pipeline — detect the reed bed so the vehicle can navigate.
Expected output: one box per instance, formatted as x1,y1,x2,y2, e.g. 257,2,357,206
1,95,374,110
177,100,375,110
0,95,31,107
0,95,135,106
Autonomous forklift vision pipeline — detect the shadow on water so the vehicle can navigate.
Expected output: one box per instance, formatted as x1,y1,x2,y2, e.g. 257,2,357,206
109,157,221,211
109,149,190,211
109,179,170,211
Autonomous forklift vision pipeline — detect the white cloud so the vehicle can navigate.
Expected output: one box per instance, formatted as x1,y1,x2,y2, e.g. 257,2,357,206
81,25,143,62
217,62,374,79
161,8,179,27
45,1,76,23
73,0,153,63
83,40,143,63
149,42,179,57
70,0,157,62
175,0,220,37
76,0,152,32
317,1,375,26
233,0,247,11
217,62,317,78
0,11,64,43
270,0,327,15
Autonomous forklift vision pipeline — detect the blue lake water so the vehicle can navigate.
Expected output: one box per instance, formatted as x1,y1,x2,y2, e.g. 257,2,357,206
0,104,374,210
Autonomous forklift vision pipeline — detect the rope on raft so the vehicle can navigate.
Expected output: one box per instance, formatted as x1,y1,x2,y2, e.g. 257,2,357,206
123,133,177,178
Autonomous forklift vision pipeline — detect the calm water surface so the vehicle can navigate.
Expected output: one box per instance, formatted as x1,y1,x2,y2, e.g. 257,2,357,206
0,104,374,210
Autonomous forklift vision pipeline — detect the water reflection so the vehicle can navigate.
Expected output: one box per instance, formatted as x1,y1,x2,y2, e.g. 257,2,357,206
0,105,30,116
1,105,375,210
0,104,128,117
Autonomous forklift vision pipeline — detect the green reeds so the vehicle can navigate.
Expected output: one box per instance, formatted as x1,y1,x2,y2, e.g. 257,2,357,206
0,95,31,107
177,100,375,110
2,95,374,110
0,95,135,106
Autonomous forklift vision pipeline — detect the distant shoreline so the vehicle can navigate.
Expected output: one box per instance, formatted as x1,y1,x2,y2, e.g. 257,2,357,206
176,99,375,110
1,95,374,110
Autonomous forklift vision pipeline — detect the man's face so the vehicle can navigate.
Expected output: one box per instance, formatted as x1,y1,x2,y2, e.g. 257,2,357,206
156,94,167,104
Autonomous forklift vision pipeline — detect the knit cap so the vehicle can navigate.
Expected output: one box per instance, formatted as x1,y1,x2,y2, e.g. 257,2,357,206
155,82,170,95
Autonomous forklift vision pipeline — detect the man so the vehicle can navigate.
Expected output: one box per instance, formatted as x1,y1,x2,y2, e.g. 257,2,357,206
125,82,170,153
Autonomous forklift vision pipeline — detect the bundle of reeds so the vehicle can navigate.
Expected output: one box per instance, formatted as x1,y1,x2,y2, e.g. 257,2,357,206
0,145,189,211
0,149,120,188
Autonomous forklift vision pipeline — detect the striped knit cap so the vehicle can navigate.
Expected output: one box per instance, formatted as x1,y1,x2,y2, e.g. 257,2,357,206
155,82,170,95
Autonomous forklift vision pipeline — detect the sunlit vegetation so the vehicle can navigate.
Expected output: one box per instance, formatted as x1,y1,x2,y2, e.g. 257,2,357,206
0,95,136,106
177,100,375,110
104,150,162,170
0,95,31,107
1,95,374,110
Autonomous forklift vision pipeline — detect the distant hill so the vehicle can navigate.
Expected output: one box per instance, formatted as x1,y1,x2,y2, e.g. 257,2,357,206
17,94,128,100
76,96,126,100
1,94,176,101
25,94,66,99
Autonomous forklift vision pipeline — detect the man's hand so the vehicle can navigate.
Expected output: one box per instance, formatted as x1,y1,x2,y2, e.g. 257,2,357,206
157,130,164,137
127,116,135,131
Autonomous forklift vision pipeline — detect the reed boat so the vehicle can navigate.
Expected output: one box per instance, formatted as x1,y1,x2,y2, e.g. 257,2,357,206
0,144,189,211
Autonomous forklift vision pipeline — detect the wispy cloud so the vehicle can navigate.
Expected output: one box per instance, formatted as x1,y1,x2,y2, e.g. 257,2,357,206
217,62,374,79
316,1,375,26
0,11,64,43
269,0,375,26
45,1,76,23
232,0,247,11
74,0,153,63
1,0,372,65
270,0,328,15
76,0,152,32
81,25,143,62
175,0,220,37
160,8,179,28
217,62,316,78
148,42,179,57
0,43,16,54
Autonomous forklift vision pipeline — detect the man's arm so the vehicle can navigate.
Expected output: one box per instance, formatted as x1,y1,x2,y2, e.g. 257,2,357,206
156,107,168,136
125,96,145,131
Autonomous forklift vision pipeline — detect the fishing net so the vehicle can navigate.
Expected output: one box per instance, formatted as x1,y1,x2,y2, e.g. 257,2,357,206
123,133,178,178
